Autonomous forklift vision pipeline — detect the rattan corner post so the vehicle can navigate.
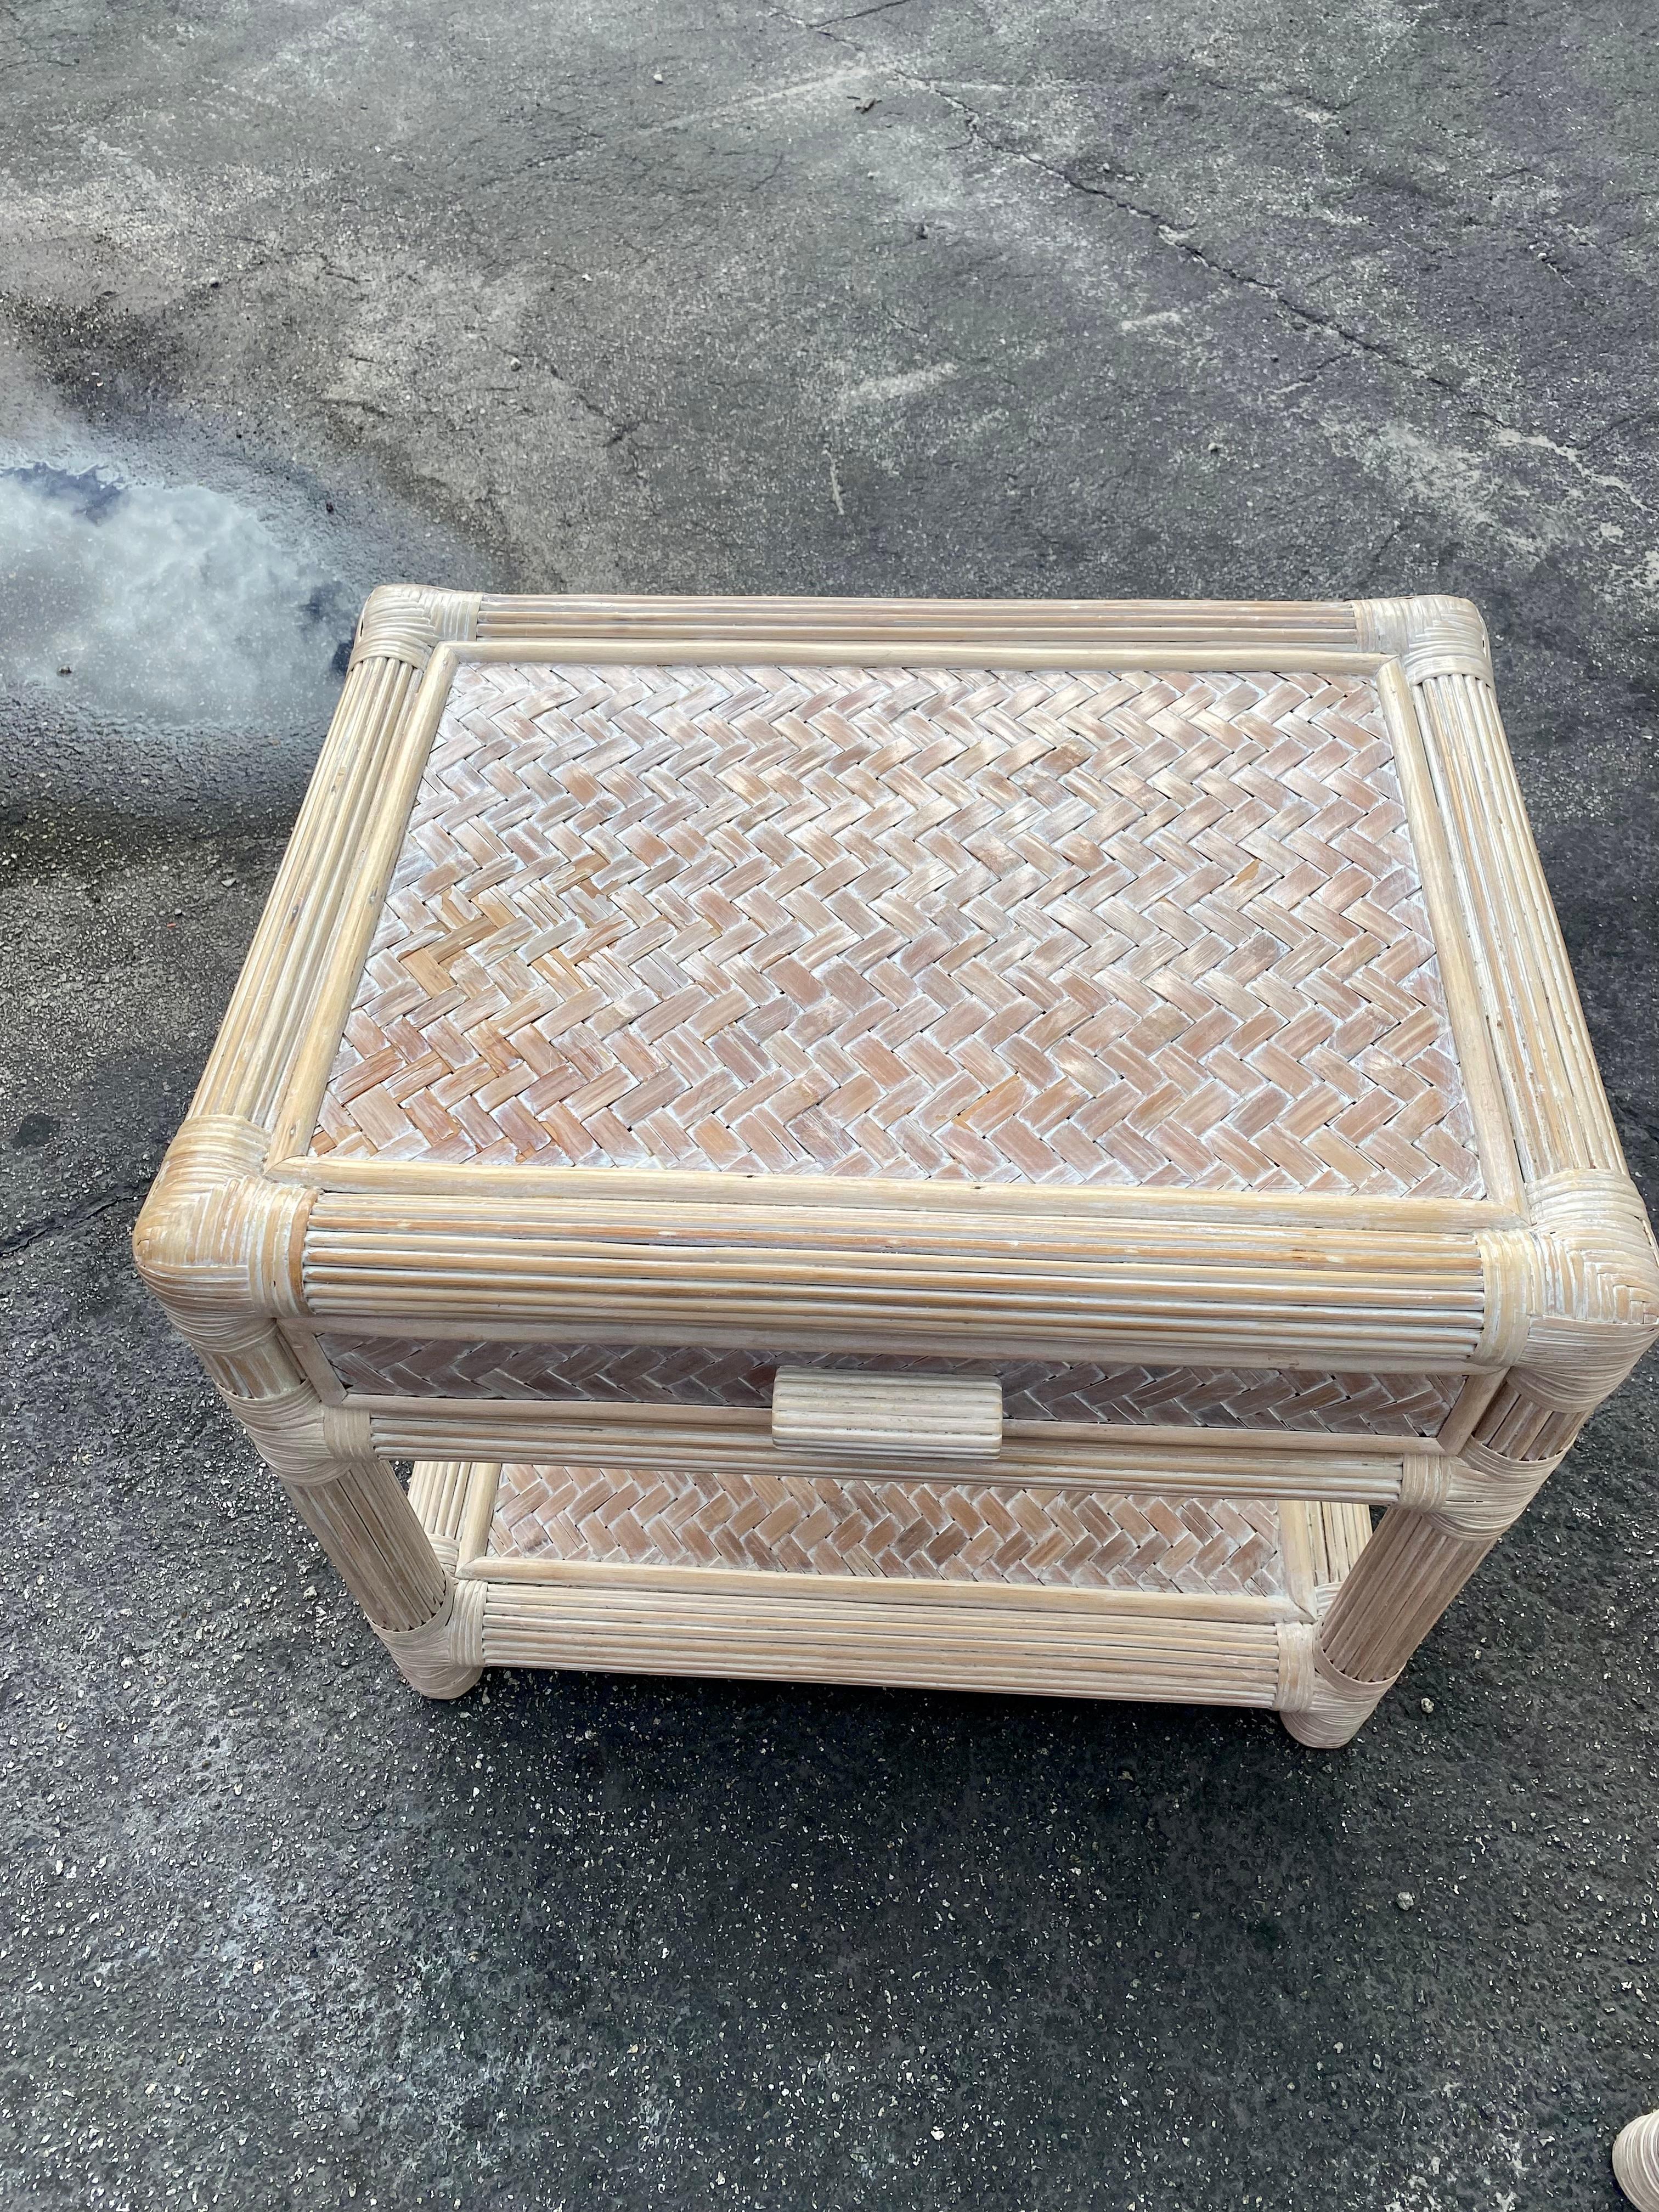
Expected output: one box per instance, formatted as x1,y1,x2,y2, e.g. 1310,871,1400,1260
134,589,1659,1735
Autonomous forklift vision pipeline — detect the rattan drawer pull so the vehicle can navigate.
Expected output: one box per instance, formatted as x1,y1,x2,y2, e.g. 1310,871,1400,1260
770,1369,1003,1460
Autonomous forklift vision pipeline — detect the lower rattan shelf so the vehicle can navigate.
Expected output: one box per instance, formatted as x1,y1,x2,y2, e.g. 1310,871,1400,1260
410,1457,1372,1706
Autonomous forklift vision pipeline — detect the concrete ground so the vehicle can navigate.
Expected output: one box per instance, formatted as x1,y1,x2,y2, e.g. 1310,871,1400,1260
2,2,1657,2204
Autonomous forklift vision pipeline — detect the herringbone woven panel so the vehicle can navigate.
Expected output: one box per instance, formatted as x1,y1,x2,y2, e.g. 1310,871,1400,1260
312,659,1483,1192
319,1333,1459,1437
487,1462,1288,1594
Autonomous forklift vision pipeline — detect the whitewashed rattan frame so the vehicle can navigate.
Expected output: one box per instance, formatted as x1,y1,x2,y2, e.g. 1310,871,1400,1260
134,589,1659,1743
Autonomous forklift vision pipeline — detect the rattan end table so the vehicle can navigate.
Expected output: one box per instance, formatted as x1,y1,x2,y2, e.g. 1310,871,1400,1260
136,589,1659,1743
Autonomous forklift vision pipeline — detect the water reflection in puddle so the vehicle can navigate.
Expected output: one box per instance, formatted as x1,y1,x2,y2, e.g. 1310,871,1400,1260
0,460,354,730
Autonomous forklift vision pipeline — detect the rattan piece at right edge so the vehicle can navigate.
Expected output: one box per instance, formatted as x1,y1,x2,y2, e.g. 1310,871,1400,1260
1616,2112,1659,2212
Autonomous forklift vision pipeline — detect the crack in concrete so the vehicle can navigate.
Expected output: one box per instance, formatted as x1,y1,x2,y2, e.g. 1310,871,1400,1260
547,364,647,452
1588,405,1659,449
1178,68,1351,123
808,0,916,24
766,5,1649,515
3,1175,150,1263
467,65,873,192
1268,351,1347,400
898,80,1493,411
1356,513,1408,589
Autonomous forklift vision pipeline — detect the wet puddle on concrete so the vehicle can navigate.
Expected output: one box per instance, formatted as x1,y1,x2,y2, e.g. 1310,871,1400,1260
0,459,354,731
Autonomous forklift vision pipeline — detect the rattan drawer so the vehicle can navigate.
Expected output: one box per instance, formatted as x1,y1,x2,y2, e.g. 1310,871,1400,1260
298,1327,1472,1440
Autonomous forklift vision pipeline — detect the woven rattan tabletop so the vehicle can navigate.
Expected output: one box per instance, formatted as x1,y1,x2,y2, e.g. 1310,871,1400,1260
309,656,1483,1194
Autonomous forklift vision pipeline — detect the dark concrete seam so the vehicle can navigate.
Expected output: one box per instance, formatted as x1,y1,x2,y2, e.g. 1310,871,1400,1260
767,6,1649,511
3,1175,151,1262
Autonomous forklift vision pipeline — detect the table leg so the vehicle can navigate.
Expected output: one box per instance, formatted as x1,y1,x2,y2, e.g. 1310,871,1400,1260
277,1451,483,1699
1282,1505,1494,1747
